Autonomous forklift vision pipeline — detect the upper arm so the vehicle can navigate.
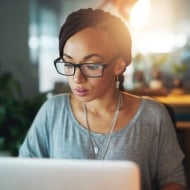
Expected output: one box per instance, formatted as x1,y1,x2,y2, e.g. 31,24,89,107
155,104,186,188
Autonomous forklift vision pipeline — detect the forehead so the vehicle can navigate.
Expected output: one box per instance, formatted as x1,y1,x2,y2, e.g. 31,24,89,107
63,27,118,57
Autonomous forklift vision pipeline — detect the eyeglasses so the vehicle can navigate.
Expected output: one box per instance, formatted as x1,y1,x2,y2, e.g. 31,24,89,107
53,56,119,78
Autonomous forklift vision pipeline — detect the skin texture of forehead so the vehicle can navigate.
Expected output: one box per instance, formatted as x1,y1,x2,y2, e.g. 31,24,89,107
63,27,119,60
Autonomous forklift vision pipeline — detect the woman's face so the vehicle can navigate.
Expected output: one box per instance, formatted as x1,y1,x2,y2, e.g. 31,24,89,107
63,27,123,101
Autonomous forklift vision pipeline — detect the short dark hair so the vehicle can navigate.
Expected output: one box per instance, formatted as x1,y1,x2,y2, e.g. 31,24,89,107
59,8,132,65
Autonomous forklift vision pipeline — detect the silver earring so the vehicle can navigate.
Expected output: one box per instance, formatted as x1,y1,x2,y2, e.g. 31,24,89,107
116,76,120,89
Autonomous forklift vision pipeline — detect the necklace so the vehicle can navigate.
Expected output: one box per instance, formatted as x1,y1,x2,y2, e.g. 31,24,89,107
83,93,122,159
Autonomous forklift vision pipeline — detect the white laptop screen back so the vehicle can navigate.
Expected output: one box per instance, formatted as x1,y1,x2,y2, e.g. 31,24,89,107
0,157,140,190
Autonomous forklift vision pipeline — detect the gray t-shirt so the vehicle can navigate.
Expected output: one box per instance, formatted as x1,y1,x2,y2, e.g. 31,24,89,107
19,94,186,190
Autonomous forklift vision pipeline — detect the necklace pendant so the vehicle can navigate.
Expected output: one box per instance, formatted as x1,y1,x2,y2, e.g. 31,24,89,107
94,147,99,155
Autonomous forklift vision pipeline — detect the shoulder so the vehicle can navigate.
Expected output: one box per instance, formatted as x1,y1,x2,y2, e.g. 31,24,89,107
121,92,172,131
123,92,171,124
122,92,167,115
141,96,167,112
139,96,175,132
31,93,72,129
44,93,69,107
139,96,171,122
39,93,70,115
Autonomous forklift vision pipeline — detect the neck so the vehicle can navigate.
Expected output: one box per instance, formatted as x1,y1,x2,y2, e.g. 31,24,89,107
83,91,121,114
83,92,122,133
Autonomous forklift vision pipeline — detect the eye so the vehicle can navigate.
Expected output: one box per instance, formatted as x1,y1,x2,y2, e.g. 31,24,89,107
85,64,102,70
64,62,74,68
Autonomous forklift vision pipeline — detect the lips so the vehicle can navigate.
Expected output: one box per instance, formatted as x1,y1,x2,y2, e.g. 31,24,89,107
73,88,88,97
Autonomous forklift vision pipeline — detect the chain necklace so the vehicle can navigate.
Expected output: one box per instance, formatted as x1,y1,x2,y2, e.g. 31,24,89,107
83,93,122,159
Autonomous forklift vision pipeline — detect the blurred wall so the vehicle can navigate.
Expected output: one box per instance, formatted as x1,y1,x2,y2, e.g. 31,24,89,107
0,0,99,98
0,0,38,98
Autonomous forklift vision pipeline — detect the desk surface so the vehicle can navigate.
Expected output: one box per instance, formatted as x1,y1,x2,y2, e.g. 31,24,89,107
155,94,190,129
176,121,190,129
155,95,190,106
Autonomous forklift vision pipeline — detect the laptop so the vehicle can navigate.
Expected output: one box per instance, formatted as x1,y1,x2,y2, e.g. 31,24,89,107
0,157,140,190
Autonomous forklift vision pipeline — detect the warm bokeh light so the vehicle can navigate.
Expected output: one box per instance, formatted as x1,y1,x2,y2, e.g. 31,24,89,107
133,31,187,54
126,0,188,54
129,0,151,28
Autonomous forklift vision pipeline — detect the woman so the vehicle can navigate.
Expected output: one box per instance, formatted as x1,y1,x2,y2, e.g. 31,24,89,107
19,8,186,190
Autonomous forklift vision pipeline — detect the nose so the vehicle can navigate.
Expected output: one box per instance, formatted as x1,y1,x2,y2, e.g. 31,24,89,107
73,67,86,83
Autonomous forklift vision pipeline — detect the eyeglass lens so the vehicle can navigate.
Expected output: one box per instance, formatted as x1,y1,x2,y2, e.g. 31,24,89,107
56,62,104,77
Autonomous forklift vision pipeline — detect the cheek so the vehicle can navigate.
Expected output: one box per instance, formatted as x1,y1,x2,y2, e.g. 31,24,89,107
90,75,116,92
67,77,74,87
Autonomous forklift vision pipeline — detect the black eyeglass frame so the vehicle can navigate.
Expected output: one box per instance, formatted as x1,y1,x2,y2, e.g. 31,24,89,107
53,56,119,78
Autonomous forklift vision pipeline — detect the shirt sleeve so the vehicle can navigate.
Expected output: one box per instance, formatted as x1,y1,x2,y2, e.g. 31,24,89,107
156,104,186,187
19,100,51,157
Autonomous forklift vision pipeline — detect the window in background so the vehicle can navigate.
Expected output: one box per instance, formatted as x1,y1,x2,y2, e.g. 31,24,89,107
28,0,67,93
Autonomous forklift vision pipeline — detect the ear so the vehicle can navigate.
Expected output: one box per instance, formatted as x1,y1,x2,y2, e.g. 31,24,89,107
114,57,127,75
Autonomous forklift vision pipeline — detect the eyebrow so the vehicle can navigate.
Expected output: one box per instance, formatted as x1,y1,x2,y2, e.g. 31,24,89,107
63,53,104,61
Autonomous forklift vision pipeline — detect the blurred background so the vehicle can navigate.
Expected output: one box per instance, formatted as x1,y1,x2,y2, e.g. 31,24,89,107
0,0,190,186
1,0,190,98
0,0,190,97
